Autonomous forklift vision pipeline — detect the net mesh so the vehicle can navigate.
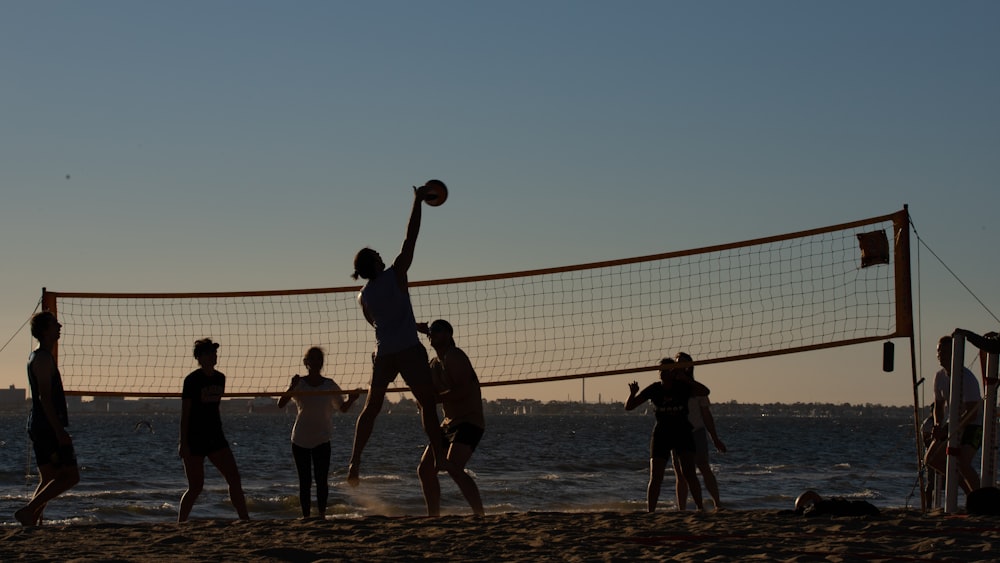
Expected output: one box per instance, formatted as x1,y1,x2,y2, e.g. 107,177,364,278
47,209,911,397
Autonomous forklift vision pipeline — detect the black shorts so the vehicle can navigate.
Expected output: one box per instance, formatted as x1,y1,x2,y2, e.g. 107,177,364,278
29,429,77,469
442,422,485,452
188,432,230,457
962,425,984,450
939,424,985,450
650,430,694,460
372,344,431,389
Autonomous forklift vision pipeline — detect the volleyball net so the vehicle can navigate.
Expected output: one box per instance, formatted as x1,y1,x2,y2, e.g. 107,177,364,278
44,208,912,397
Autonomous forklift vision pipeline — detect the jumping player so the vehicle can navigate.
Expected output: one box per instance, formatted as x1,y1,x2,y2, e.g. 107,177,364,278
347,184,451,487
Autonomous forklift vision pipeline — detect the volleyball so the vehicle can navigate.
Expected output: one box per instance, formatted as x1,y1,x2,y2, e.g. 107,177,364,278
422,179,448,207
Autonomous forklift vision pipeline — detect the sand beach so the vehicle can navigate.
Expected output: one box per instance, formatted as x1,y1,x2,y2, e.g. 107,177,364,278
3,508,998,562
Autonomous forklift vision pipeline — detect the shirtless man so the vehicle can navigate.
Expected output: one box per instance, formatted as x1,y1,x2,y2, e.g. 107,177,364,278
416,319,485,516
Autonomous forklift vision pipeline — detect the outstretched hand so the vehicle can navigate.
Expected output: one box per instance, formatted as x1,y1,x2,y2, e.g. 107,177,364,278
414,184,431,202
628,381,639,395
341,393,360,412
713,436,728,453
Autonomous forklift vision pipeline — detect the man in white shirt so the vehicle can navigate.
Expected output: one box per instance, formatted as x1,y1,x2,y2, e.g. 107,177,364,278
925,335,983,495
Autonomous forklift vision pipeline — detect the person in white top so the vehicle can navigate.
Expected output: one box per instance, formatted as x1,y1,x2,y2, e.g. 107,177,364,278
671,352,727,511
278,347,358,518
924,334,983,495
347,184,450,487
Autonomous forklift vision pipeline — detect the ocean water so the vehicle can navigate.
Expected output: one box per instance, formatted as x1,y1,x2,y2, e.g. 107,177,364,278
0,410,930,525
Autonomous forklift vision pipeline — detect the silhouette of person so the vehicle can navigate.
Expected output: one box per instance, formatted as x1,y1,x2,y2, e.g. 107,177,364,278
15,312,80,526
177,338,249,521
416,320,485,516
277,347,358,518
671,351,726,511
924,335,983,495
347,184,451,487
625,358,706,512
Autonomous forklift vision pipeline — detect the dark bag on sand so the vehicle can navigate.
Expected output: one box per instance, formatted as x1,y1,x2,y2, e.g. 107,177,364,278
967,486,1000,515
804,498,880,517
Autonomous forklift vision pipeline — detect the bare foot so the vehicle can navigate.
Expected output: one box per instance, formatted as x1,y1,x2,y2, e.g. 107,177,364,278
347,463,360,486
14,507,35,527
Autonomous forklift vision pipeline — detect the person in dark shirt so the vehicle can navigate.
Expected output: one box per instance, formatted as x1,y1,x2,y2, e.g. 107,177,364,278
177,338,249,522
15,312,80,526
625,358,707,512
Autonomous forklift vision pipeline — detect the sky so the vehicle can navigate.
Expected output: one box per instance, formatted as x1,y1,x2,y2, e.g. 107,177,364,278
1,1,997,407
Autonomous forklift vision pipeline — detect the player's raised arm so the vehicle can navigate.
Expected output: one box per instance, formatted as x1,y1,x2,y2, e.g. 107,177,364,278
393,186,428,277
393,180,447,278
625,381,645,410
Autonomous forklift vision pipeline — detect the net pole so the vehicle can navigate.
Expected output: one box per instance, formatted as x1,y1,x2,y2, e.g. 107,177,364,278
910,334,928,511
894,207,914,338
897,209,928,510
944,334,966,513
980,350,999,486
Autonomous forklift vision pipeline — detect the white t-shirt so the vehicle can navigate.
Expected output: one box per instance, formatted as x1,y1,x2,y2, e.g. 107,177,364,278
933,367,983,427
687,395,710,431
289,378,344,448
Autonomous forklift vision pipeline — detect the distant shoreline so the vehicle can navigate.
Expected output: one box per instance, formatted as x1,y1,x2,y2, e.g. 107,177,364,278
0,401,918,417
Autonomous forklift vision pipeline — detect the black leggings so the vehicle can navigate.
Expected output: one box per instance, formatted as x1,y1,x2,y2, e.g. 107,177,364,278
292,441,331,517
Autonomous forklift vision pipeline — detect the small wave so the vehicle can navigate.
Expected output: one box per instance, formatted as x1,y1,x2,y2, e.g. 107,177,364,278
485,501,517,513
334,473,403,486
246,494,299,513
91,501,175,518
740,469,773,476
842,488,882,501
